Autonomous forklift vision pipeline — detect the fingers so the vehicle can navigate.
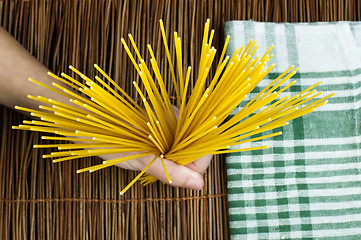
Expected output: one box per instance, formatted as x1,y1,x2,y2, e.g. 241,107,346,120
112,152,211,190
108,151,211,190
186,154,213,174
144,156,204,190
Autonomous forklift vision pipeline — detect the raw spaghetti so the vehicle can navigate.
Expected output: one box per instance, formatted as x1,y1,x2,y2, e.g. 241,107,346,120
13,19,334,194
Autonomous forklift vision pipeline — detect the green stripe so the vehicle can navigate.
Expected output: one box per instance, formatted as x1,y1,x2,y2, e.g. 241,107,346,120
325,94,361,104
244,20,255,42
227,168,361,181
316,235,361,240
228,194,361,207
312,221,361,231
267,68,361,79
230,207,361,220
265,22,276,75
227,142,361,158
230,221,361,234
247,82,361,95
229,207,361,219
227,143,361,158
266,24,291,231
227,181,361,194
287,23,313,234
228,24,257,238
229,23,257,238
227,155,359,171
265,23,275,59
268,22,290,231
247,84,361,95
247,26,275,230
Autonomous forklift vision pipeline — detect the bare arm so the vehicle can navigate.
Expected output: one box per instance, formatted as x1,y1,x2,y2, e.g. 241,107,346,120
0,27,211,190
0,27,69,109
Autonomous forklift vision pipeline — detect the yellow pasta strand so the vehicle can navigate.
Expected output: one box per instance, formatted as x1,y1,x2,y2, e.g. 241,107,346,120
13,19,334,195
120,155,158,195
159,19,181,106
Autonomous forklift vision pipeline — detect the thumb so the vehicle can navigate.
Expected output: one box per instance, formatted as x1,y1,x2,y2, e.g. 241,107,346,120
145,157,204,190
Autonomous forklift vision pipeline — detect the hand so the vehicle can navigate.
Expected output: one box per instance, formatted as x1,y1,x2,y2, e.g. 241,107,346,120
99,105,213,190
104,153,212,190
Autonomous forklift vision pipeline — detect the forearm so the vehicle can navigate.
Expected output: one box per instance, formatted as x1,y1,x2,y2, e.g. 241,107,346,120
0,27,66,109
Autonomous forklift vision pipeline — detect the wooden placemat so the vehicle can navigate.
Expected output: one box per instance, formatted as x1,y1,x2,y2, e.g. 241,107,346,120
0,1,360,239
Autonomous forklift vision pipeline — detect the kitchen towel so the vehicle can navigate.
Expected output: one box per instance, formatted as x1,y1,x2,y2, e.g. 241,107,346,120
225,21,361,239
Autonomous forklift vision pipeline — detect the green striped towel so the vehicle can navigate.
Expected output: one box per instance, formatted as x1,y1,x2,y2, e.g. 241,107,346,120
225,21,361,239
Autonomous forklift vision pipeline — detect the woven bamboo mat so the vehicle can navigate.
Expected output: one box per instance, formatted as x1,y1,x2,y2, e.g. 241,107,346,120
0,1,360,239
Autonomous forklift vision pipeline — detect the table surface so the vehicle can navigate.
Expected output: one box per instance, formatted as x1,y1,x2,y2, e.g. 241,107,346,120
1,0,360,239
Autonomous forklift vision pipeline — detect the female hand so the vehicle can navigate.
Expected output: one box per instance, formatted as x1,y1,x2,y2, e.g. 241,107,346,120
100,106,213,190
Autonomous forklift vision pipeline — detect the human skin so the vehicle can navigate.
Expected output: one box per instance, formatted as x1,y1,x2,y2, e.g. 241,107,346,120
0,27,212,190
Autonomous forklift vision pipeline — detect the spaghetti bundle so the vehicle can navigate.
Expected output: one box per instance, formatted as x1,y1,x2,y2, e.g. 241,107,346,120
13,19,334,194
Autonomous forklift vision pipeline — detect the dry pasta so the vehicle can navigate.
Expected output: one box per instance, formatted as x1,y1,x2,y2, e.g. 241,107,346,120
13,19,334,194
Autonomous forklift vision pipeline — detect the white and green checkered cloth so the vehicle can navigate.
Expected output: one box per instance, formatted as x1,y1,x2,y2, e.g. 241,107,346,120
225,21,361,239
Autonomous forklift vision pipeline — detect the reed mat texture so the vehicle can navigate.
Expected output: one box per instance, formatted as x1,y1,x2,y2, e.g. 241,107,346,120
0,1,360,239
